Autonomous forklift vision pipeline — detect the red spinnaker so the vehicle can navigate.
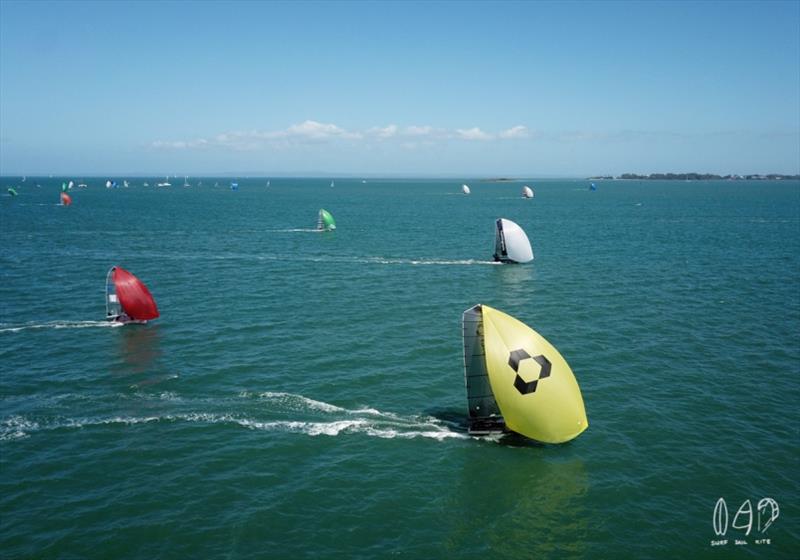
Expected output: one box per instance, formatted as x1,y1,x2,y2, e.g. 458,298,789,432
60,192,72,206
112,267,159,321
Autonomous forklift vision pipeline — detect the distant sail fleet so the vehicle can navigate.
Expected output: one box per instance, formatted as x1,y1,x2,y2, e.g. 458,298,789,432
13,177,591,444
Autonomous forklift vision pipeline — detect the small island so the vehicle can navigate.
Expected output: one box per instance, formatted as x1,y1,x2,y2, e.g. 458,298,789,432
588,173,799,181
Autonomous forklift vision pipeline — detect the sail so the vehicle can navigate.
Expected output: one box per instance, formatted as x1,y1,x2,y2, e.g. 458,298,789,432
106,180,112,188
493,218,533,263
105,268,122,319
107,266,159,321
60,192,72,206
463,305,504,433
463,304,588,443
522,186,534,198
462,184,471,195
317,208,336,231
8,187,18,196
230,181,239,191
590,182,597,191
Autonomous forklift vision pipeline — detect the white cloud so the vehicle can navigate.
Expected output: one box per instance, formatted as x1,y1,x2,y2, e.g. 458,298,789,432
404,125,434,137
368,124,399,139
499,125,529,139
456,127,492,141
151,121,532,151
284,120,361,140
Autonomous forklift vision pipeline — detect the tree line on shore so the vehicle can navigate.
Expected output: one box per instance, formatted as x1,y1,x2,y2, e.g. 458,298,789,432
588,173,799,181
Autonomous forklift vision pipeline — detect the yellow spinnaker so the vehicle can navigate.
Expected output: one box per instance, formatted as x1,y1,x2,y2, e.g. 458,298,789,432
481,305,588,443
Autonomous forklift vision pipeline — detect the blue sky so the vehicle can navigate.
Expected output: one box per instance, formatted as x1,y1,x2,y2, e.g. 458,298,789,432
1,0,798,176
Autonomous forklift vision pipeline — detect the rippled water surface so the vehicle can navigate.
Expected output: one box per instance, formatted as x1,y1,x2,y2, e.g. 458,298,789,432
1,178,798,558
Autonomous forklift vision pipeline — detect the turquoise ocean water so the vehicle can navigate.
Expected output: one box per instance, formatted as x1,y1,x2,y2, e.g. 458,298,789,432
1,178,798,558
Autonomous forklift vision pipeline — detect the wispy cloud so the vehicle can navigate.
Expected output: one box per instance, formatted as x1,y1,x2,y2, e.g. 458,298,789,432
498,125,530,139
150,120,531,151
455,127,492,141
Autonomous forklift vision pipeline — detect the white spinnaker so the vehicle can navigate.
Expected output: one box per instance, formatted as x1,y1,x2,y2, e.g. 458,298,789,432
497,219,533,263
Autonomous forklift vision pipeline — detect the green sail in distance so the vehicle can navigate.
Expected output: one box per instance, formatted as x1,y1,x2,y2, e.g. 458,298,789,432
317,209,336,231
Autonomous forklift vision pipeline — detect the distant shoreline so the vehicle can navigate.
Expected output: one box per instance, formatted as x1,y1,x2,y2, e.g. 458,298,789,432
588,173,800,181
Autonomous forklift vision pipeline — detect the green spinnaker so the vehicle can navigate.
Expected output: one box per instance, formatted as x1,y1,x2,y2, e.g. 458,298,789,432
318,209,336,231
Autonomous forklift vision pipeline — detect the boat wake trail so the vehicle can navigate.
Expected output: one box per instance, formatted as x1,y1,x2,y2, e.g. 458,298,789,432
280,256,498,266
0,320,123,333
1,391,468,442
239,391,468,440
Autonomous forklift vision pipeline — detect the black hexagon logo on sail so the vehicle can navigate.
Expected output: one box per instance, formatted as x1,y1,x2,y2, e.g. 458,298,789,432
508,349,552,395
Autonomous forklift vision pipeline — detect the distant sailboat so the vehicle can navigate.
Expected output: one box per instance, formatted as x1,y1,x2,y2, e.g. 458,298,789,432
493,218,533,263
106,180,112,189
60,191,72,206
21,176,26,183
522,185,534,198
78,182,87,188
183,176,190,187
589,182,597,191
143,182,149,187
462,184,471,195
105,266,159,324
230,181,239,191
330,180,335,188
462,304,588,442
157,177,171,187
317,208,336,231
67,181,74,190
7,187,18,196
266,179,270,187
123,180,129,188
